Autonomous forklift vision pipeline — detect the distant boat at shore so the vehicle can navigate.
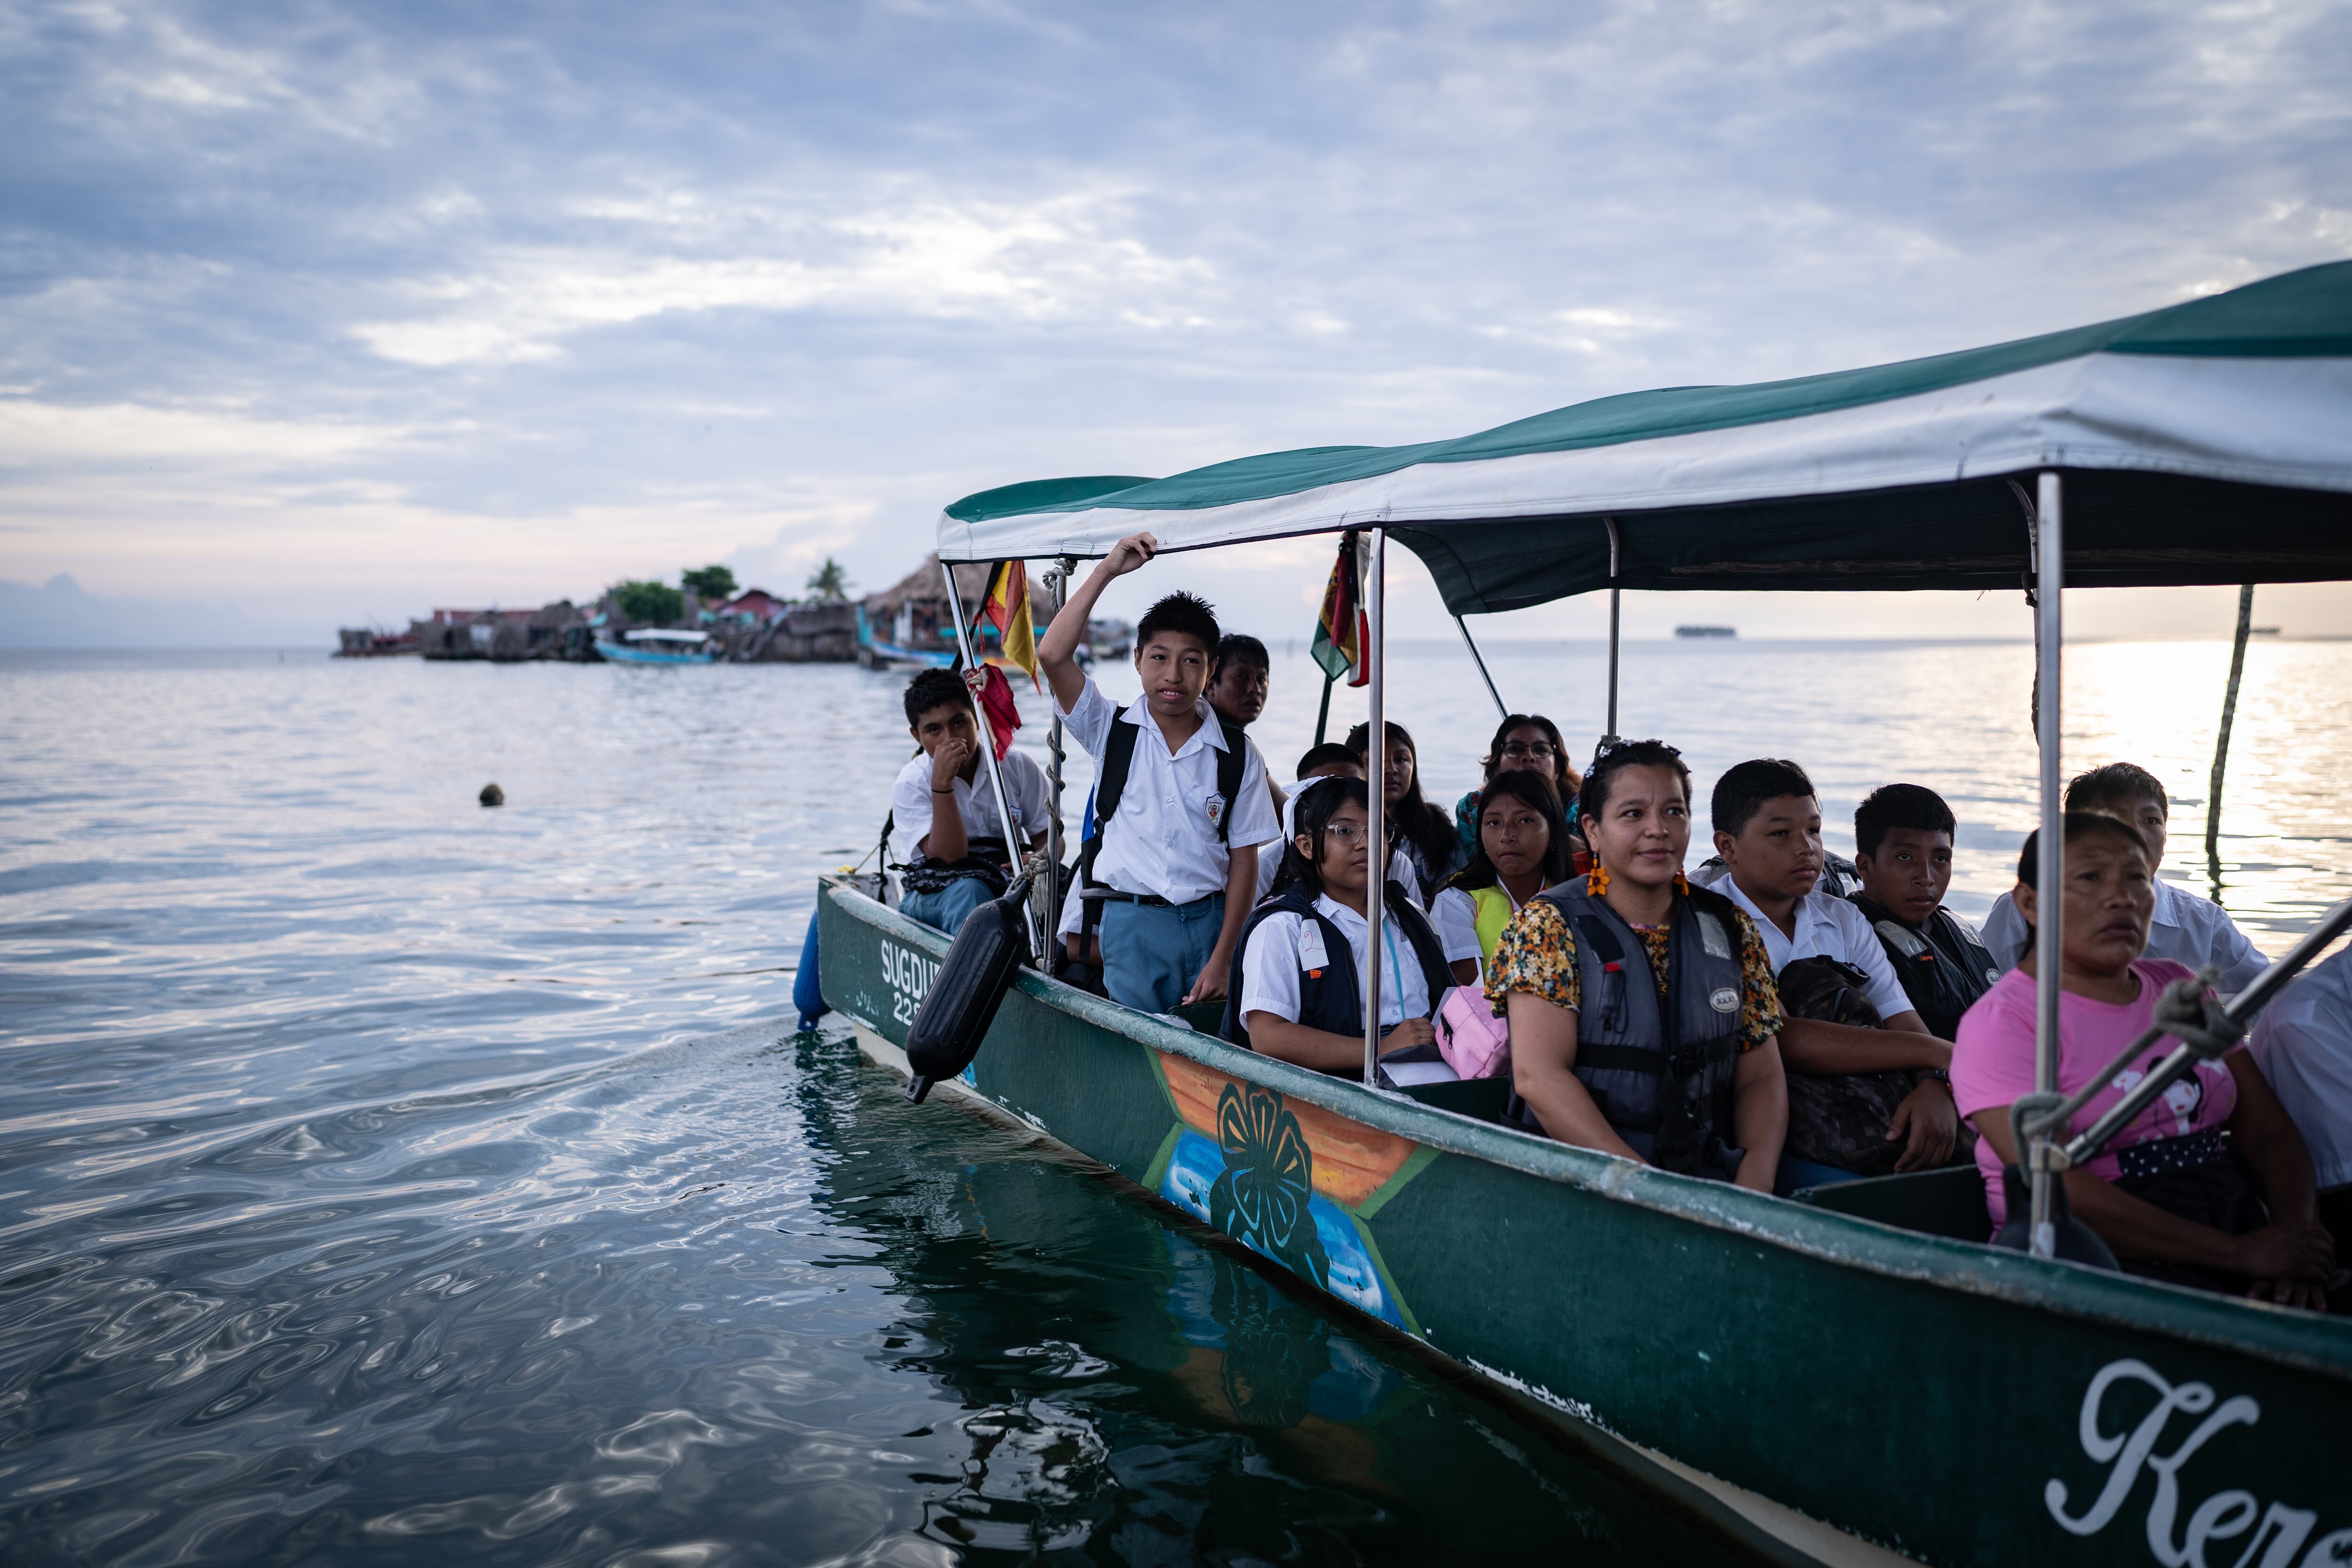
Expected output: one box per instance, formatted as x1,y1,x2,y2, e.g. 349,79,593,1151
2251,625,2282,636
597,629,716,665
1674,624,1736,639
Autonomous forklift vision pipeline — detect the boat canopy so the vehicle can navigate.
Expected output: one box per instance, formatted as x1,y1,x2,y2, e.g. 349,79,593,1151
936,262,2352,611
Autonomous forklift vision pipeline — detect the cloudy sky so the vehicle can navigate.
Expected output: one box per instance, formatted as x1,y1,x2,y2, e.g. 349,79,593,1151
3,0,2349,644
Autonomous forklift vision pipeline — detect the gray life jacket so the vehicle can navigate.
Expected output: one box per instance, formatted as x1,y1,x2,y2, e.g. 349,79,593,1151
1852,894,2001,1041
1532,880,1750,1180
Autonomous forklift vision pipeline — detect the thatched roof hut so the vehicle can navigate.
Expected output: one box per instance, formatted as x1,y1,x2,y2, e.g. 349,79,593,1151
862,554,990,617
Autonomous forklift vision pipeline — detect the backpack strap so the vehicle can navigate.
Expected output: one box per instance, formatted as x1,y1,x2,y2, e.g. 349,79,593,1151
1077,719,1144,939
1211,714,1248,844
1092,712,1143,838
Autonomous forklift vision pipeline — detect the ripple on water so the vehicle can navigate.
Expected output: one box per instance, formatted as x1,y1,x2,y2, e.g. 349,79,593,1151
6,645,2346,1565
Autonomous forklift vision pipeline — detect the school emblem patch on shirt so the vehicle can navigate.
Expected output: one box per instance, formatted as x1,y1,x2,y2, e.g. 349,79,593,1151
1204,792,1226,829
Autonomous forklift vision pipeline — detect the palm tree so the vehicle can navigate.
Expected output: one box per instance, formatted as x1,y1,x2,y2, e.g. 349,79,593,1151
806,557,852,603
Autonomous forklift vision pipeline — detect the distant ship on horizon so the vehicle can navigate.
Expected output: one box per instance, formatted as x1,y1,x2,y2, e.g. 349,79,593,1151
1674,624,1737,639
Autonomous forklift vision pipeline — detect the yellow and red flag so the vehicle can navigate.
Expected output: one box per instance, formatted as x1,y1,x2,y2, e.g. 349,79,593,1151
977,559,1040,689
1311,531,1369,687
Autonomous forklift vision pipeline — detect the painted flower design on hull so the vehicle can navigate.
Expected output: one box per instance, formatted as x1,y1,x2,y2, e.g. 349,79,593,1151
1207,1082,1329,1289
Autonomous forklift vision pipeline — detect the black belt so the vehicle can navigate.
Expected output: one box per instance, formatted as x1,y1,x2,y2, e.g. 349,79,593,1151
1082,889,1221,909
2114,1127,2226,1181
1081,888,1170,907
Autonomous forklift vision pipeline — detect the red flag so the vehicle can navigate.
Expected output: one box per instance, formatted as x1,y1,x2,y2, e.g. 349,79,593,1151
963,662,1021,761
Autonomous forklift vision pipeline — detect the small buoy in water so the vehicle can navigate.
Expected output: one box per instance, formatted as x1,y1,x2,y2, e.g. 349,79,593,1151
479,783,505,807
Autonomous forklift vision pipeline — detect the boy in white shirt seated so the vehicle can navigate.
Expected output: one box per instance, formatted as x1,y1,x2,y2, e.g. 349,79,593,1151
1040,533,1281,1015
1221,777,1454,1078
888,668,1049,934
1709,758,1960,1190
2249,943,2352,1274
1979,762,2269,992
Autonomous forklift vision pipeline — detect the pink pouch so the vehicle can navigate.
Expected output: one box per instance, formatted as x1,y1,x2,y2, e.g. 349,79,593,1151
1435,985,1510,1079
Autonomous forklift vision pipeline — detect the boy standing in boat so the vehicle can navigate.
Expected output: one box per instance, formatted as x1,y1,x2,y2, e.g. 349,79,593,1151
1040,533,1280,1014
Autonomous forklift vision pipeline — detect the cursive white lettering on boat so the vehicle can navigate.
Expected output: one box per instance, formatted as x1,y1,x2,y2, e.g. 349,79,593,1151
2047,1358,2344,1567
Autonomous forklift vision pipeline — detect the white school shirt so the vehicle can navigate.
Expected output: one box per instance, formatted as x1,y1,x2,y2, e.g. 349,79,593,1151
1255,777,1423,907
2248,945,2352,1192
889,748,1050,854
1979,878,2269,994
1718,876,1916,1024
1238,892,1434,1029
1058,678,1281,904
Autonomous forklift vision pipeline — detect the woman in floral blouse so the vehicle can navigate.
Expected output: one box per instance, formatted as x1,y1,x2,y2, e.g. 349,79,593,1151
1487,739,1790,1190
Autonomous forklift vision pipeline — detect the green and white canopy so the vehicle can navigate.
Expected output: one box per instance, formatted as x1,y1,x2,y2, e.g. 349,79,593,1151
938,263,2352,612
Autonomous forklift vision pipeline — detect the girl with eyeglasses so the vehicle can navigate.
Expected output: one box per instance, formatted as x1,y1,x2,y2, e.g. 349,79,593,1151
1453,715,1586,870
1220,776,1456,1080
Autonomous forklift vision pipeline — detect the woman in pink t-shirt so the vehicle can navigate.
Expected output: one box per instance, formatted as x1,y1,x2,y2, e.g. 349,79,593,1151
1952,812,2333,1309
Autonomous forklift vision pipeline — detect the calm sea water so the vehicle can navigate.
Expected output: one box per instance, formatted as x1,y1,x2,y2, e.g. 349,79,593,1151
3,637,2347,1567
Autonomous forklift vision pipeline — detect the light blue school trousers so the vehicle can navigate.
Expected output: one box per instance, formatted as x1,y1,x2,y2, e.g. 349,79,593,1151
1097,895,1226,1015
901,876,994,936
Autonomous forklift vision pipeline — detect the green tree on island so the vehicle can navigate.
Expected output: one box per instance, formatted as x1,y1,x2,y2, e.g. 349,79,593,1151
806,557,851,602
612,579,684,626
681,564,737,602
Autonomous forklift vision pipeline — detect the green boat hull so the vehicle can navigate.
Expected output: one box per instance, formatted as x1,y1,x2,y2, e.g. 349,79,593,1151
818,878,2352,1567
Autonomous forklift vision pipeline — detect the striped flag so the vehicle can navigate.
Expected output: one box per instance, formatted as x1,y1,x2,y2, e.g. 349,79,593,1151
1311,531,1370,687
977,559,1040,689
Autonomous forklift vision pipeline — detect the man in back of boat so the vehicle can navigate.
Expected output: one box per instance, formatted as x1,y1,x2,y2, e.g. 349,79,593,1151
1979,763,2269,992
1849,783,2002,1040
890,668,1051,934
2249,944,2352,1283
1490,740,1789,1191
1040,533,1280,1014
1708,759,1962,1191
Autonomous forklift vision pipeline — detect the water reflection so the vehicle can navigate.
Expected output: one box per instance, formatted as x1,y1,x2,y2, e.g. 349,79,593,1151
3,641,2345,1566
802,1035,1749,1565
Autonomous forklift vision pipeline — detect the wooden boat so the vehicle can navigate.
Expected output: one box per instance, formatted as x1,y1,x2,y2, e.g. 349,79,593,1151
820,261,2352,1566
596,628,717,664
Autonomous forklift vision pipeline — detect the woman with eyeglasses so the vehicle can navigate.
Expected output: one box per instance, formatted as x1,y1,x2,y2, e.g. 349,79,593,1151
1220,776,1455,1079
1453,715,1586,870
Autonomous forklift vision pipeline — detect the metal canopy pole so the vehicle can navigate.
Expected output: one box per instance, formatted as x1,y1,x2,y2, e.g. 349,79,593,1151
1603,517,1624,745
1042,557,1076,972
2207,583,2256,892
1453,613,1507,720
1364,529,1387,1089
2028,472,2066,1259
940,561,1043,963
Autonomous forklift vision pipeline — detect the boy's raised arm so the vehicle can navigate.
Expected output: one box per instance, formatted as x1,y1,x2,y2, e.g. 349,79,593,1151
1039,533,1158,711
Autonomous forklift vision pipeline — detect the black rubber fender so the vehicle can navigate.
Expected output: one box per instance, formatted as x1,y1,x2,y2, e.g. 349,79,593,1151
903,877,1033,1103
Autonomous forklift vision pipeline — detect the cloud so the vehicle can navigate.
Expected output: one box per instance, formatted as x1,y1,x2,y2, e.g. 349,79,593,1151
349,189,1219,366
0,0,2346,641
